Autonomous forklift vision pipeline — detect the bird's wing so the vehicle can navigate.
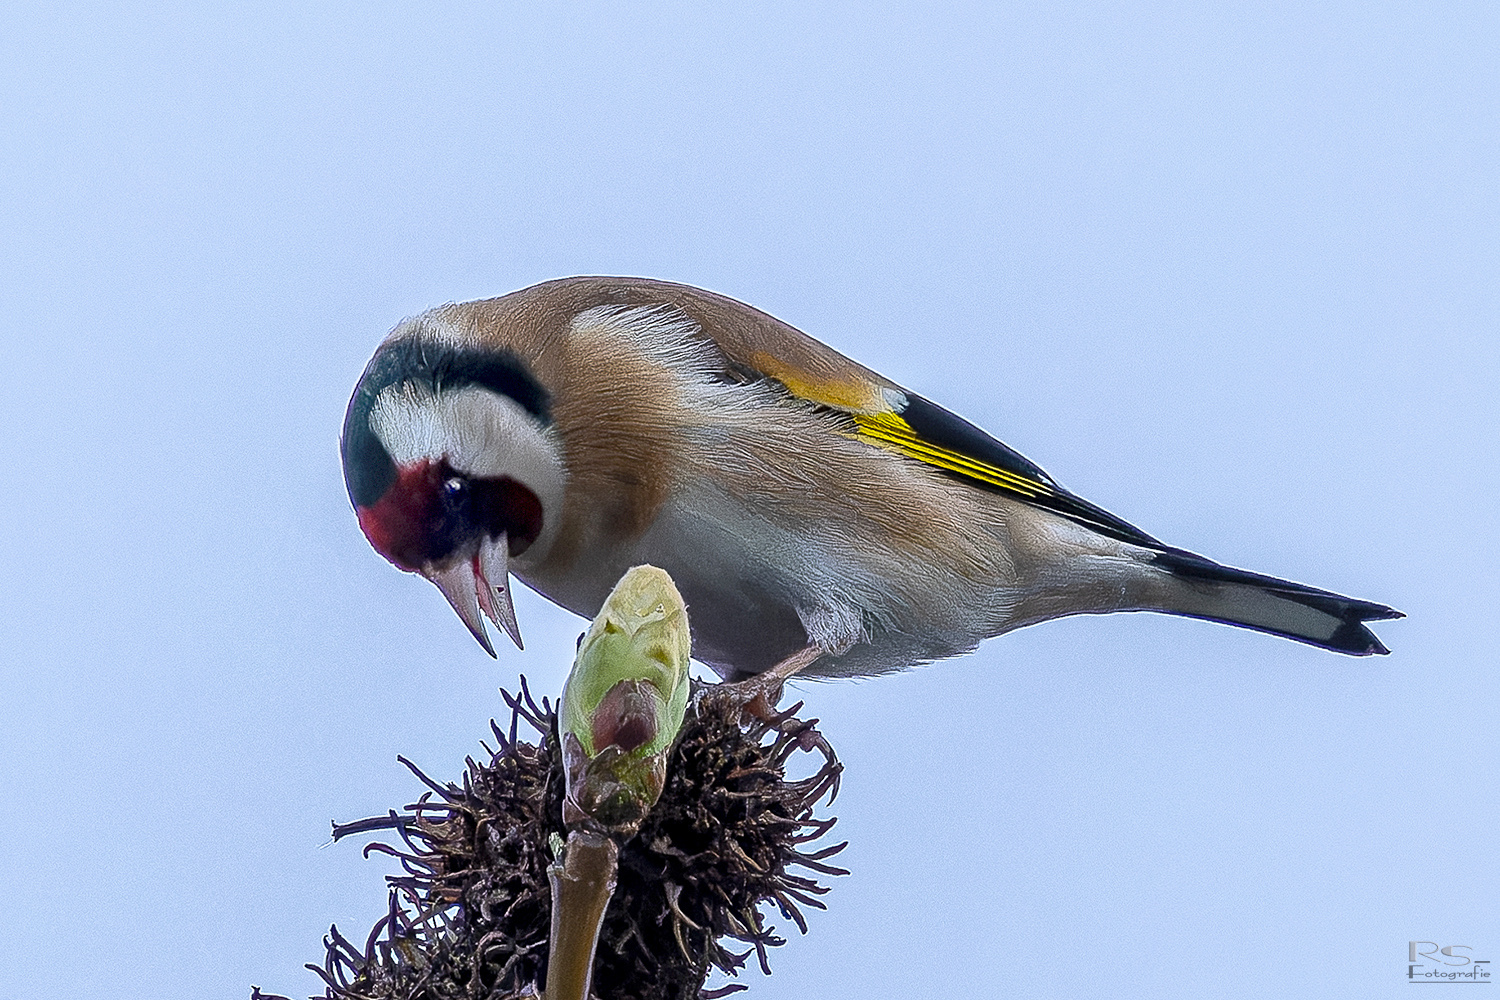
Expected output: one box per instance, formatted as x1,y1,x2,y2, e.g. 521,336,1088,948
806,382,1167,549
547,275,1159,548
839,394,1165,549
667,283,1166,550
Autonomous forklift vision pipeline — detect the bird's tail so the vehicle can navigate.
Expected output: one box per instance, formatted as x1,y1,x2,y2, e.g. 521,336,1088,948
1146,547,1402,655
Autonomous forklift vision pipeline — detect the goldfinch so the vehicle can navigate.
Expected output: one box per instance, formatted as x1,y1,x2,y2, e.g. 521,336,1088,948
340,276,1399,678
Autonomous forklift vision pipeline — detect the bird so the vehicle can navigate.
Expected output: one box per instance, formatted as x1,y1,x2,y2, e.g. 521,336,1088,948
340,276,1400,681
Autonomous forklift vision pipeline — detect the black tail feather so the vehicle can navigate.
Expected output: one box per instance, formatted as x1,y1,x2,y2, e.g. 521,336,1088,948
1150,547,1403,656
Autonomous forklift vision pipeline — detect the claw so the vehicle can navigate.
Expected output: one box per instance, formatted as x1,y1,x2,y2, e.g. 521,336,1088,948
701,644,824,722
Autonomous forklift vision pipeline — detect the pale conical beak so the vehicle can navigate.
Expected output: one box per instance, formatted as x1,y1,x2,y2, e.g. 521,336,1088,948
476,532,524,651
423,532,524,656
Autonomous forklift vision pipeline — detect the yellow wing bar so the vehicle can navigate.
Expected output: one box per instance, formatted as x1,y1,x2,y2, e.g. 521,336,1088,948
852,411,1053,499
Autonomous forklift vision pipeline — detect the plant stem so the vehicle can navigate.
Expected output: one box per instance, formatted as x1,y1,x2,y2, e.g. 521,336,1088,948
544,830,619,1000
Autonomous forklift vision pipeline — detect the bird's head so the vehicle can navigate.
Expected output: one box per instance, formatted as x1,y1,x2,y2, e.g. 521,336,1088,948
340,321,565,655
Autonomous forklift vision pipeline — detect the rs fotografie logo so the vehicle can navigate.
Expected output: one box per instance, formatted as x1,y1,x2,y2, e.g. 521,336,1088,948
1409,941,1492,983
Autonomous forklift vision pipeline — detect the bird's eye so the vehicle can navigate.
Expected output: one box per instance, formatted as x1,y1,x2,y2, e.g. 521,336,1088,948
443,476,468,499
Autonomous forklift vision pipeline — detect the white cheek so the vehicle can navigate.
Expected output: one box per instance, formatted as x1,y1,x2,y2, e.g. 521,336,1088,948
369,383,567,556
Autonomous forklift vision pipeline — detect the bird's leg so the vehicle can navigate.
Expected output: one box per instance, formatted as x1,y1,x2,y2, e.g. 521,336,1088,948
706,644,824,722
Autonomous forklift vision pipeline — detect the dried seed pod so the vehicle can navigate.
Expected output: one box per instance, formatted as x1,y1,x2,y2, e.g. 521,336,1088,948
278,676,844,1000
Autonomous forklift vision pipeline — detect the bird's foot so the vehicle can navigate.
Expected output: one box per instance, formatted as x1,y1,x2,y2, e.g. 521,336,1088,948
699,644,823,725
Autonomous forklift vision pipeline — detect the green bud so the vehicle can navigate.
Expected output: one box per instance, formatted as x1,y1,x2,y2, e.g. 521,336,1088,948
559,565,691,832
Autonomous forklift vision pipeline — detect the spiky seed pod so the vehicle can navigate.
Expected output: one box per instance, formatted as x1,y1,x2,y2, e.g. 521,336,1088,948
271,677,844,1000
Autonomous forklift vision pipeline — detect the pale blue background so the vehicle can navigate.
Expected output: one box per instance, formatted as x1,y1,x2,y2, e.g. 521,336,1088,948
2,3,1494,998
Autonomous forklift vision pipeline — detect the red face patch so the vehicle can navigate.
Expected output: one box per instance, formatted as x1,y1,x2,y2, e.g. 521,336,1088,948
356,459,546,572
356,460,445,571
